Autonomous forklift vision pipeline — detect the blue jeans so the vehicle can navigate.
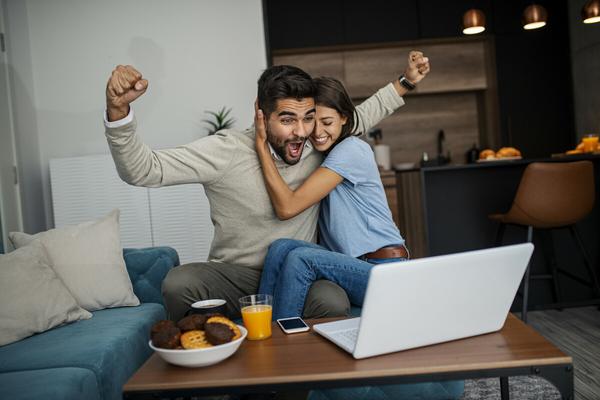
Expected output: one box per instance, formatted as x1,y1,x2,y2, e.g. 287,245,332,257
259,239,406,320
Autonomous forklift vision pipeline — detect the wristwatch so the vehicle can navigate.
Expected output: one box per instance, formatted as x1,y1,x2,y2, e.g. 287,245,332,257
398,74,416,91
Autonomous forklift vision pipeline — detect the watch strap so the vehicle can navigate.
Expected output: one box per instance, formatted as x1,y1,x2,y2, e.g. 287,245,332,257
399,75,416,91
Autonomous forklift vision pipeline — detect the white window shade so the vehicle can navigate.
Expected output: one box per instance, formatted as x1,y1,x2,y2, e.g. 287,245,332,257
148,184,213,265
50,155,213,264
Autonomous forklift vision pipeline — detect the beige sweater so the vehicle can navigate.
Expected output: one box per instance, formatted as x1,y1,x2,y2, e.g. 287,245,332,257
105,83,404,268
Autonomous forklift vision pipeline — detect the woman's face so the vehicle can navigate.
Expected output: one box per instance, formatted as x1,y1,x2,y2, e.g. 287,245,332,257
309,105,348,152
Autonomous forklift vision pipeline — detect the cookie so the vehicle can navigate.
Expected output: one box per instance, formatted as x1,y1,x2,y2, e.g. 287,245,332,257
204,313,225,320
151,325,181,349
205,322,235,345
206,316,242,340
180,330,213,349
150,320,177,336
177,314,207,332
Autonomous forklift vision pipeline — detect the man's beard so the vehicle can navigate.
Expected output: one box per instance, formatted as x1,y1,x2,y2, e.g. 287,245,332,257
266,130,306,166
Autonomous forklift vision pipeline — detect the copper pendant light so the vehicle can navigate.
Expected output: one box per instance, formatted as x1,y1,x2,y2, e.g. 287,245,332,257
523,4,548,30
582,0,600,24
462,9,486,35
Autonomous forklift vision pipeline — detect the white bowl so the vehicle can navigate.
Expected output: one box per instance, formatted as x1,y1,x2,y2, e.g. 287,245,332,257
149,325,247,368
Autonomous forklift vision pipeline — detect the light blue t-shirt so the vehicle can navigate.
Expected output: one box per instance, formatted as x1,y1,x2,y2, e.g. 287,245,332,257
319,137,404,257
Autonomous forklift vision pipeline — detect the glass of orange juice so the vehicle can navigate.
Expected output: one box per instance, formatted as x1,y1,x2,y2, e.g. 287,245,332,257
239,294,273,340
582,134,599,153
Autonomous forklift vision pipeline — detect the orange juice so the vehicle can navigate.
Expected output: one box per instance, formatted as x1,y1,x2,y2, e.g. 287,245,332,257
582,135,599,152
241,305,272,340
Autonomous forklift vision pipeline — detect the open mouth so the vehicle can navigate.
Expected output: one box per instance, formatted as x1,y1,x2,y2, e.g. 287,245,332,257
287,141,304,158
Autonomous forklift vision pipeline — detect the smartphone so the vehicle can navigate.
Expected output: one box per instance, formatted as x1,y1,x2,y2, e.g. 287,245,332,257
277,317,310,334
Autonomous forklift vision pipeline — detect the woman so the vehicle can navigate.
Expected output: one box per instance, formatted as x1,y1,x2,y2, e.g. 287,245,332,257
256,52,430,320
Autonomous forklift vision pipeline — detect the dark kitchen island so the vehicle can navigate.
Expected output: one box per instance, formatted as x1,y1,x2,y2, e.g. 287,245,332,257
394,153,600,311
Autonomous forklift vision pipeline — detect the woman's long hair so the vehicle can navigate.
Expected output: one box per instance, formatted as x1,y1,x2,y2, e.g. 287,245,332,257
314,77,361,151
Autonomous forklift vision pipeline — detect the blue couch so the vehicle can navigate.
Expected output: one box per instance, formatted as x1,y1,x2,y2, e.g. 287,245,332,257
0,247,179,400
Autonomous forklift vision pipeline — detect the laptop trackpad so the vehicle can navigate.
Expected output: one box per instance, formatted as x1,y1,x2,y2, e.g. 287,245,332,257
313,318,361,353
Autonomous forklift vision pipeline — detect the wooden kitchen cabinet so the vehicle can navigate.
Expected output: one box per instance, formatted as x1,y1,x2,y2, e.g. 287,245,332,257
343,40,487,98
271,51,346,85
380,170,399,227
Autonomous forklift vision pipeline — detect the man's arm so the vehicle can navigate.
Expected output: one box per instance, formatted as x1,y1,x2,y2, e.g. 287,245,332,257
104,65,236,187
354,50,430,134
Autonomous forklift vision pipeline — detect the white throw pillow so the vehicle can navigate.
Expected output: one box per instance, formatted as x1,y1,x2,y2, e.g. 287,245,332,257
9,209,140,311
0,241,92,346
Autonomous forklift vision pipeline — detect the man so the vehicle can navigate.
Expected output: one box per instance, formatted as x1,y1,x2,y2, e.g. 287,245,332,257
104,59,426,321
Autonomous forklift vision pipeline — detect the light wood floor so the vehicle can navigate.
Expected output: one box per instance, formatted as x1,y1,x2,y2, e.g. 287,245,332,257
526,307,600,400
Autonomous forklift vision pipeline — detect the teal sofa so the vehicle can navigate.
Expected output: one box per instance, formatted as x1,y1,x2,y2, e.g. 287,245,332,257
0,247,179,400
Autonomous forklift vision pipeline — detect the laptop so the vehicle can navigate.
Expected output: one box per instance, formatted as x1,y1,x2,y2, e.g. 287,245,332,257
313,243,534,359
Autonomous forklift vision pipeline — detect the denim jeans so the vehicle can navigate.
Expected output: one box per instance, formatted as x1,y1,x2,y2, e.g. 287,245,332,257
258,239,406,320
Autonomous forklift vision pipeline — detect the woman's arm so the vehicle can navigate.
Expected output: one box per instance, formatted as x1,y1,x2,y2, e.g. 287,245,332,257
254,108,343,220
354,51,430,134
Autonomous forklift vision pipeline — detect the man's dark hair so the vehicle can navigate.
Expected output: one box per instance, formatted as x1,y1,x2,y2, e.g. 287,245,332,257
257,65,316,117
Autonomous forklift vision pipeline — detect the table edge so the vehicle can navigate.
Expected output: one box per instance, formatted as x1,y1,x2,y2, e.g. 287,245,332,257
123,355,573,392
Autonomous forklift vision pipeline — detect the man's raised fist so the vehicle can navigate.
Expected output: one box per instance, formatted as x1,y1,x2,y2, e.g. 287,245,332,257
106,65,148,121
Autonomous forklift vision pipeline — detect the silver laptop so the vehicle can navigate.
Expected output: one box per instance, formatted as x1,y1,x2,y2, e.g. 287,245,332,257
313,243,534,359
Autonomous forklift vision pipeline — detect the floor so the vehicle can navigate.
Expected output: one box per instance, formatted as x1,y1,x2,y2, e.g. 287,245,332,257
462,307,600,400
527,307,599,400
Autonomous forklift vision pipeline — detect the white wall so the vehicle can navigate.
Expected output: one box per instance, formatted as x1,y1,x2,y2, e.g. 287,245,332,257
3,0,45,235
4,0,267,233
0,0,24,252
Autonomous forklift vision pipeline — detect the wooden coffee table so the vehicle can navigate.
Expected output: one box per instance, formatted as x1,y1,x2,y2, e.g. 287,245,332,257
123,314,573,400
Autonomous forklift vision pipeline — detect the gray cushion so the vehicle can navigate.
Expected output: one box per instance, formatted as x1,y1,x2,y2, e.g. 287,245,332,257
9,209,139,311
0,241,91,346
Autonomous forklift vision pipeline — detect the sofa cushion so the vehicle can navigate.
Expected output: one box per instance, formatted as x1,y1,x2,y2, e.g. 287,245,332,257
0,241,91,346
10,209,140,311
0,367,101,400
123,247,180,305
0,303,165,400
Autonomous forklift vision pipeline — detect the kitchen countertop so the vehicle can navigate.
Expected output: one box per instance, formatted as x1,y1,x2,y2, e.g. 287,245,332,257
393,153,600,173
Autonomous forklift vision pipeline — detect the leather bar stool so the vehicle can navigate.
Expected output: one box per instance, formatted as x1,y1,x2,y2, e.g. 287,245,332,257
489,161,600,323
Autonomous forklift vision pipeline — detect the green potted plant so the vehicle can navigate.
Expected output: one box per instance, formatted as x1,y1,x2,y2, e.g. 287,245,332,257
203,106,235,135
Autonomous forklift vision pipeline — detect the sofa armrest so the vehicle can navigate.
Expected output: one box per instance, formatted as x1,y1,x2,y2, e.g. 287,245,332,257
123,247,180,305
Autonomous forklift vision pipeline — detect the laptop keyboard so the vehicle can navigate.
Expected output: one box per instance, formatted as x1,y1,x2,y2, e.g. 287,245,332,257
330,328,359,349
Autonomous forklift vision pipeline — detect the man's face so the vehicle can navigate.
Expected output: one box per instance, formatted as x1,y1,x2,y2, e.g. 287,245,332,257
265,98,316,165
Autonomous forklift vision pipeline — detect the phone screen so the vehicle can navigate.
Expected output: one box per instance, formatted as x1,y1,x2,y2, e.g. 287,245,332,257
279,318,308,330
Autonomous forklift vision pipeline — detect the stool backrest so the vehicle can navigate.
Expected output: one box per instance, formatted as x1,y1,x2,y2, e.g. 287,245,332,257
510,161,595,228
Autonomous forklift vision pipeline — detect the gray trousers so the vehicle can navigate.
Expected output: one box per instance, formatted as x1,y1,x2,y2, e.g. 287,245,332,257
162,261,351,321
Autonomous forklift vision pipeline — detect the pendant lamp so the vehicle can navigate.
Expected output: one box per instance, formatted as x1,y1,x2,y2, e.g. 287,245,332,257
523,4,548,30
582,0,600,24
462,9,486,35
